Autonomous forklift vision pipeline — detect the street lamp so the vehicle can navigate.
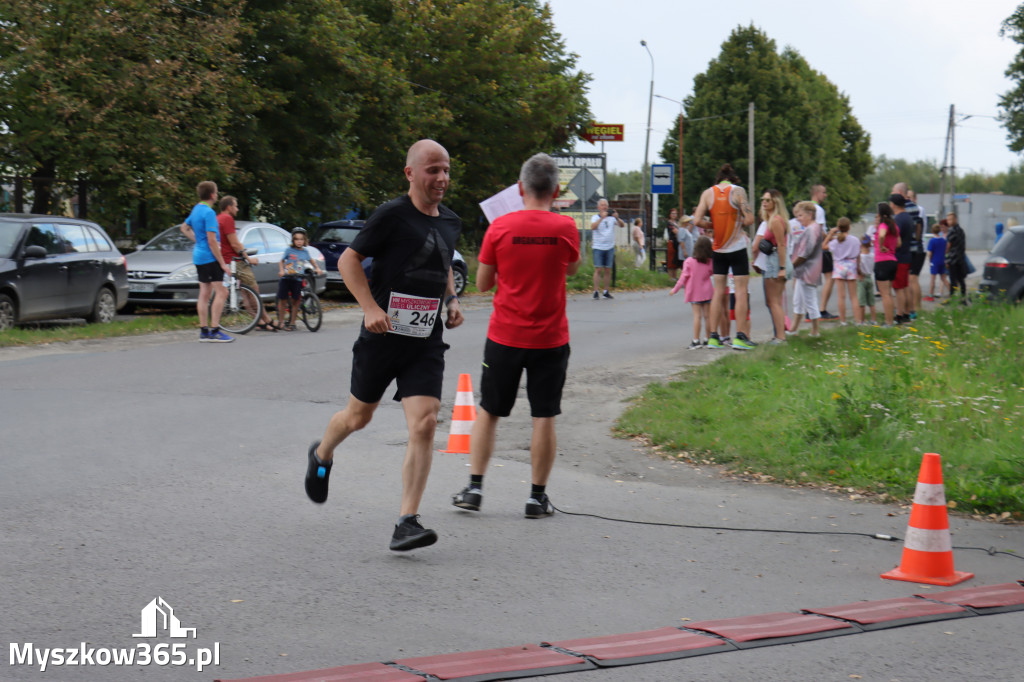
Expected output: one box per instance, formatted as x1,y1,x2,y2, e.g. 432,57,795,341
654,93,684,212
640,40,654,269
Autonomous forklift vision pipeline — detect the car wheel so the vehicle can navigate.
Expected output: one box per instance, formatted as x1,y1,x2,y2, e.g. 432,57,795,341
0,293,16,331
452,262,467,297
87,287,117,324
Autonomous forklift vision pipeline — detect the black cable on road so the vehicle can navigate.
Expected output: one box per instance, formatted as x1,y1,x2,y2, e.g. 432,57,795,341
552,505,1024,562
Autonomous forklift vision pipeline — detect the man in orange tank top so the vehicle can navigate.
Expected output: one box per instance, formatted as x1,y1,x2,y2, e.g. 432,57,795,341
691,164,755,349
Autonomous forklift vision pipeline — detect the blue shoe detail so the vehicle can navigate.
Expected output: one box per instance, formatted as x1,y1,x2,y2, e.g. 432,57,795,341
317,466,326,479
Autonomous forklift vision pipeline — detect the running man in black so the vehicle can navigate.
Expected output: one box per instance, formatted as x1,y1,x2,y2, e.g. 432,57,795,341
304,139,464,551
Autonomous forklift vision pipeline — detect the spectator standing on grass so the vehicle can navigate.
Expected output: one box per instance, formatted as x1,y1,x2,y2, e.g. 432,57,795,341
217,195,276,332
904,188,927,317
180,180,233,343
591,198,623,299
631,218,646,267
874,202,900,327
788,201,824,337
926,221,949,300
665,208,682,280
945,212,968,302
826,217,859,325
451,152,580,519
671,235,714,349
750,188,789,344
809,185,836,320
857,234,876,325
691,163,756,350
890,192,914,323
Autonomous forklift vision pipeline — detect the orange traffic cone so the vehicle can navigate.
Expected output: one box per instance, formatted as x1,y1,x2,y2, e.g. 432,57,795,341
881,453,974,586
441,373,476,454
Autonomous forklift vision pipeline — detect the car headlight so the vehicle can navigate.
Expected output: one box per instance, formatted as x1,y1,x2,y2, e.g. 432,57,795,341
167,265,197,282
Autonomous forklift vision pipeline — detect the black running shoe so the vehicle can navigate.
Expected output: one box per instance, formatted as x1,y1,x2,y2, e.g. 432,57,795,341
390,515,438,551
452,486,483,511
525,493,555,518
304,440,332,504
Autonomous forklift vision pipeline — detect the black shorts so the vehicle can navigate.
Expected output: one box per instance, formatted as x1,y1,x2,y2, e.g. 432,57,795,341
277,277,303,300
874,260,898,282
479,339,570,418
350,333,448,403
196,261,224,284
909,251,927,276
711,249,750,277
822,250,834,274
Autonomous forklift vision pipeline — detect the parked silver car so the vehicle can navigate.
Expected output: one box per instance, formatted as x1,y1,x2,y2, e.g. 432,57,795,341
125,221,327,309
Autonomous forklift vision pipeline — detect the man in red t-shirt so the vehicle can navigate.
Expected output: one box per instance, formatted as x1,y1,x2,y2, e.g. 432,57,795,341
452,153,581,519
217,196,275,330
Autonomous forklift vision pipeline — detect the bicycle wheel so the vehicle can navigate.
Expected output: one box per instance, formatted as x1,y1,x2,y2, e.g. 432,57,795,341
300,290,322,332
216,285,261,334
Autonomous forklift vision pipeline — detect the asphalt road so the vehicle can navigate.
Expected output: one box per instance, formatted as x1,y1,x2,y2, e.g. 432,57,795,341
1,268,1020,682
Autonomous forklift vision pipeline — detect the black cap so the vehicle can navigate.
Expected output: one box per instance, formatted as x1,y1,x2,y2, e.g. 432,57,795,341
889,193,906,207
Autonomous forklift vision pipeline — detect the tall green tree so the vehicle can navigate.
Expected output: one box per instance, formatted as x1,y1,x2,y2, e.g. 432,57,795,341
363,0,591,241
1000,3,1024,152
659,25,871,221
864,156,941,208
0,0,243,229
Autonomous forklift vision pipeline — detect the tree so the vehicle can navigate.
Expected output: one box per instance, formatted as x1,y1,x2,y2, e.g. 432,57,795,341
1000,4,1024,152
864,156,941,209
363,0,591,243
606,169,643,198
0,0,244,230
658,25,871,222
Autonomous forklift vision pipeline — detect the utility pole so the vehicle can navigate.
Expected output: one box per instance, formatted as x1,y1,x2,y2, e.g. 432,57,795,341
939,104,955,218
748,102,755,235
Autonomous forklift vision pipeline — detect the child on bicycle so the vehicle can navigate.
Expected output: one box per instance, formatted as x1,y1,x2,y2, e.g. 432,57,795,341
277,227,322,330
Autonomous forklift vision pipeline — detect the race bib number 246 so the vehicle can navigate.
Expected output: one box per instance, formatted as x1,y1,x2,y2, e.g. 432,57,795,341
387,292,440,338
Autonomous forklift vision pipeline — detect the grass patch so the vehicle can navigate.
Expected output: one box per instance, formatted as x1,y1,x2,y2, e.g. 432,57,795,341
0,314,199,347
617,300,1024,519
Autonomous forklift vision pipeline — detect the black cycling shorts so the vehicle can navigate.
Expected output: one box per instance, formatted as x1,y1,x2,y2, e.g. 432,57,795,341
874,260,898,282
822,250,834,274
350,333,448,403
196,261,224,284
479,339,570,418
711,248,750,277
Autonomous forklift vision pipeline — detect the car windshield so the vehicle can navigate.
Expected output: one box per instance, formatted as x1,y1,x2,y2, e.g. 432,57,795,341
0,221,22,258
140,226,193,252
314,227,361,243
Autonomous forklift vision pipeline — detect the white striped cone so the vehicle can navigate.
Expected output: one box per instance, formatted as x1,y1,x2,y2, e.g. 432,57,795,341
442,373,477,454
881,452,974,586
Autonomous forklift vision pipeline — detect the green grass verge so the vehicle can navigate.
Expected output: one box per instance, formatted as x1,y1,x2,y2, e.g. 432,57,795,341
0,314,199,347
616,300,1024,519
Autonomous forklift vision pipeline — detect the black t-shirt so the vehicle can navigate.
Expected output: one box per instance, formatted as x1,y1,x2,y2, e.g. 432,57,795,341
350,194,461,338
894,212,914,264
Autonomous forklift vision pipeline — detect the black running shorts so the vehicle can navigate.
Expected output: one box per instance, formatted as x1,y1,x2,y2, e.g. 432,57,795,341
711,248,750,277
479,339,570,418
350,333,448,403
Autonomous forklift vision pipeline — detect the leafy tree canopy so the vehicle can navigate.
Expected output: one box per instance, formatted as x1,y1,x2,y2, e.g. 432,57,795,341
1000,3,1024,153
658,25,871,223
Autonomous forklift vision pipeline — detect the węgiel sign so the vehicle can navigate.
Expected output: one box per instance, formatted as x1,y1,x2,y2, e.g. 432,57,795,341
580,123,624,143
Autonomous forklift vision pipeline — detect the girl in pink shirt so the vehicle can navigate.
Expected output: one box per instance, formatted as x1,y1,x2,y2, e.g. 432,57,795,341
671,236,714,349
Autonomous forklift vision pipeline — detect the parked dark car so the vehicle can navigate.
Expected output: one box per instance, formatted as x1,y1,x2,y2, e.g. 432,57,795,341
0,214,128,330
311,219,468,296
125,221,327,309
979,224,1024,301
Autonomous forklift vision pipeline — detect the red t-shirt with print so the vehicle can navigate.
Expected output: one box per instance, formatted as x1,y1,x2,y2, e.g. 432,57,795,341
479,210,580,349
218,213,240,261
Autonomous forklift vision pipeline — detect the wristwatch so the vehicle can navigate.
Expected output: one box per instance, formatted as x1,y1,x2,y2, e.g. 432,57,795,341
444,294,458,307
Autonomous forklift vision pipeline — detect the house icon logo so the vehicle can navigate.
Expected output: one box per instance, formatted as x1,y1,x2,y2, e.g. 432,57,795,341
132,597,197,639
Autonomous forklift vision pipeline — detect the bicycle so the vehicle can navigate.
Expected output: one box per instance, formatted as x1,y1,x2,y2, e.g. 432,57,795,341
299,274,322,332
209,256,262,335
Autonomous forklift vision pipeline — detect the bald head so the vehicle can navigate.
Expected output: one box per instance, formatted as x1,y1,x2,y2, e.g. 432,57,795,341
892,182,908,197
406,139,448,168
405,139,451,215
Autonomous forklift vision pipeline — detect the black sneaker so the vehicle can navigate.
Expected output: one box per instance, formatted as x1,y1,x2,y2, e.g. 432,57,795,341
602,291,614,299
593,291,600,299
525,493,555,518
390,515,438,551
304,440,331,504
820,310,837,320
452,486,483,511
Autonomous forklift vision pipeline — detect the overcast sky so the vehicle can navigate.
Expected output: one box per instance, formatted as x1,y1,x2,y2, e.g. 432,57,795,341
549,0,1022,178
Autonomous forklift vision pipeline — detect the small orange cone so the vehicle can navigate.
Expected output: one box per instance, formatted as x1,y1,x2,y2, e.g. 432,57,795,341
881,453,974,586
441,373,476,454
